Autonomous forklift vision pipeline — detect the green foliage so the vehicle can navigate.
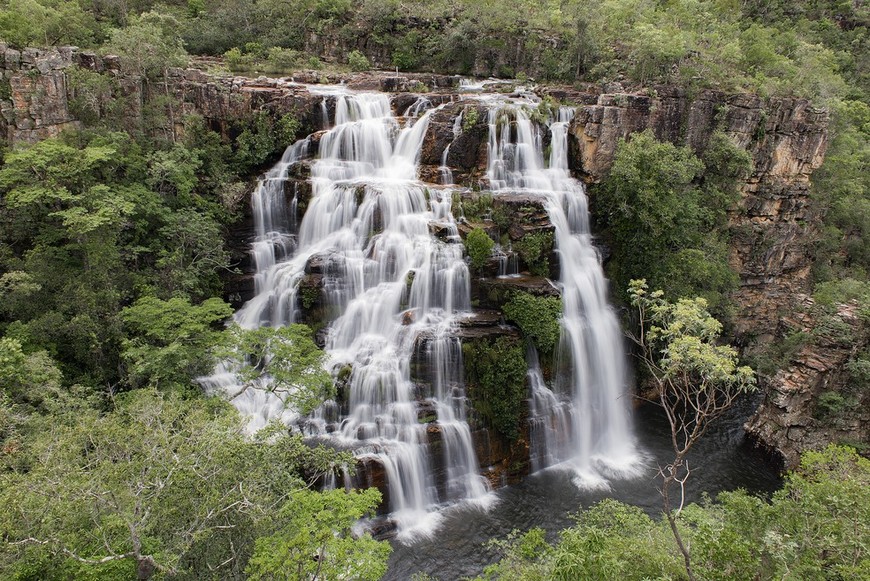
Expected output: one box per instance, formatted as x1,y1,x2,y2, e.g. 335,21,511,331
347,49,371,72
104,11,188,80
121,296,232,389
224,324,333,415
66,66,118,126
693,445,870,580
478,527,553,580
245,488,390,581
811,99,870,284
554,500,684,580
748,330,809,378
628,278,756,576
223,44,303,73
0,335,98,422
513,231,553,277
234,111,301,173
0,389,353,579
484,445,870,581
465,227,495,272
598,130,737,313
0,0,102,49
460,192,493,222
463,336,528,440
629,279,756,395
815,390,849,421
502,292,563,355
392,47,417,71
462,107,480,132
813,278,870,314
0,130,234,386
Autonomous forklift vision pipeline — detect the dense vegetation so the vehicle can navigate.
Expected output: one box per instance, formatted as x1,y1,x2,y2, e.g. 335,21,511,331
480,445,869,580
0,0,868,579
596,130,747,315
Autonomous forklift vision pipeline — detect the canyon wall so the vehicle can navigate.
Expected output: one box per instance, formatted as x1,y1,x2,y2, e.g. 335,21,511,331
1,47,850,469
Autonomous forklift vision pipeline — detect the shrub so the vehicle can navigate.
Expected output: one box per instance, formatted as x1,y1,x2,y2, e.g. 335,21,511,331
513,231,553,277
503,291,562,354
347,50,371,72
462,336,528,440
465,227,495,272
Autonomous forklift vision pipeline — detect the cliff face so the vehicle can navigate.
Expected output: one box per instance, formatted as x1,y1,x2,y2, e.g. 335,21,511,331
567,86,828,340
0,45,81,143
0,49,842,470
744,297,869,469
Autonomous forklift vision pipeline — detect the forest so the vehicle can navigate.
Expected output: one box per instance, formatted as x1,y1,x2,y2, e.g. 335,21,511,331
0,0,868,579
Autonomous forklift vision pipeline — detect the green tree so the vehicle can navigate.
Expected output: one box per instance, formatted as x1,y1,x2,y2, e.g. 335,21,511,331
465,227,495,272
598,130,737,312
246,488,390,581
104,11,188,80
482,446,869,580
463,336,528,440
347,49,371,71
0,389,355,580
225,324,333,415
0,0,102,48
121,295,232,389
628,279,756,581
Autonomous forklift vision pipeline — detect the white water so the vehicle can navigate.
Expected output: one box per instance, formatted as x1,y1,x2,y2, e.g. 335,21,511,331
209,90,491,539
486,104,641,486
207,86,641,538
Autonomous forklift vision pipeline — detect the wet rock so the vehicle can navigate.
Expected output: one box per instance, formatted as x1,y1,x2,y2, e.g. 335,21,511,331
476,275,560,310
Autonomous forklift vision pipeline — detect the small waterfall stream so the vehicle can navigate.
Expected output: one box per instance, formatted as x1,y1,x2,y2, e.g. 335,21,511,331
486,104,641,485
207,85,642,540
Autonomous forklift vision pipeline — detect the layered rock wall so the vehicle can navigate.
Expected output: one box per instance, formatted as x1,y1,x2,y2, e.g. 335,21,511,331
568,87,828,340
0,45,82,144
744,297,869,468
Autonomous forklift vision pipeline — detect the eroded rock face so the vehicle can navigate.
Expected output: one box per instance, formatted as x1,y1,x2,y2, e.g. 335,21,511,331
571,87,828,340
744,297,869,468
0,45,81,143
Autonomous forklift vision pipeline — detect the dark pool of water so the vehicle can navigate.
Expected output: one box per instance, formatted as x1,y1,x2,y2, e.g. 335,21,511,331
383,395,782,580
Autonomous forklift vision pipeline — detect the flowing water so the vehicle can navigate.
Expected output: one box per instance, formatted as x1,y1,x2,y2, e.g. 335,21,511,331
486,104,641,484
206,90,492,540
203,84,776,569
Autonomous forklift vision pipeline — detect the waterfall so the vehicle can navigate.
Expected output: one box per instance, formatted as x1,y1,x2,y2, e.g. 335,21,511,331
486,104,641,486
206,85,642,540
210,90,490,539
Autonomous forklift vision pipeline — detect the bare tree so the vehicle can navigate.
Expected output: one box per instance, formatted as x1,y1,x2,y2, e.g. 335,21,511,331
627,280,756,581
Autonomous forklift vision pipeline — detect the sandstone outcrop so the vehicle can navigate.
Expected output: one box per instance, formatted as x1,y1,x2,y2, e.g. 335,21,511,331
570,87,828,340
744,297,869,468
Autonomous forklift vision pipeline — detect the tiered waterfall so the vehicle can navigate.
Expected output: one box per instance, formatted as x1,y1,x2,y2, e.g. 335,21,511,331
206,86,640,537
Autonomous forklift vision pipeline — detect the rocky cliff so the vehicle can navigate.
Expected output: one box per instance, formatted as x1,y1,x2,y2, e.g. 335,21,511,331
744,297,869,468
0,47,843,472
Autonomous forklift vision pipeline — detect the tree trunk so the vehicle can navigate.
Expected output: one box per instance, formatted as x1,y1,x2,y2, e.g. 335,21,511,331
136,556,159,580
662,468,695,581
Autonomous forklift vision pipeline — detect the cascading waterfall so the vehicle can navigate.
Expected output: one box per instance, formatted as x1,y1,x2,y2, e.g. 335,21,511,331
207,84,643,542
486,103,641,485
439,110,464,185
210,89,490,538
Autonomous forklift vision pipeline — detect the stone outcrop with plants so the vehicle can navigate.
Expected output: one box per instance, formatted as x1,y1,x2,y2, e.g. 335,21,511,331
745,296,870,468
